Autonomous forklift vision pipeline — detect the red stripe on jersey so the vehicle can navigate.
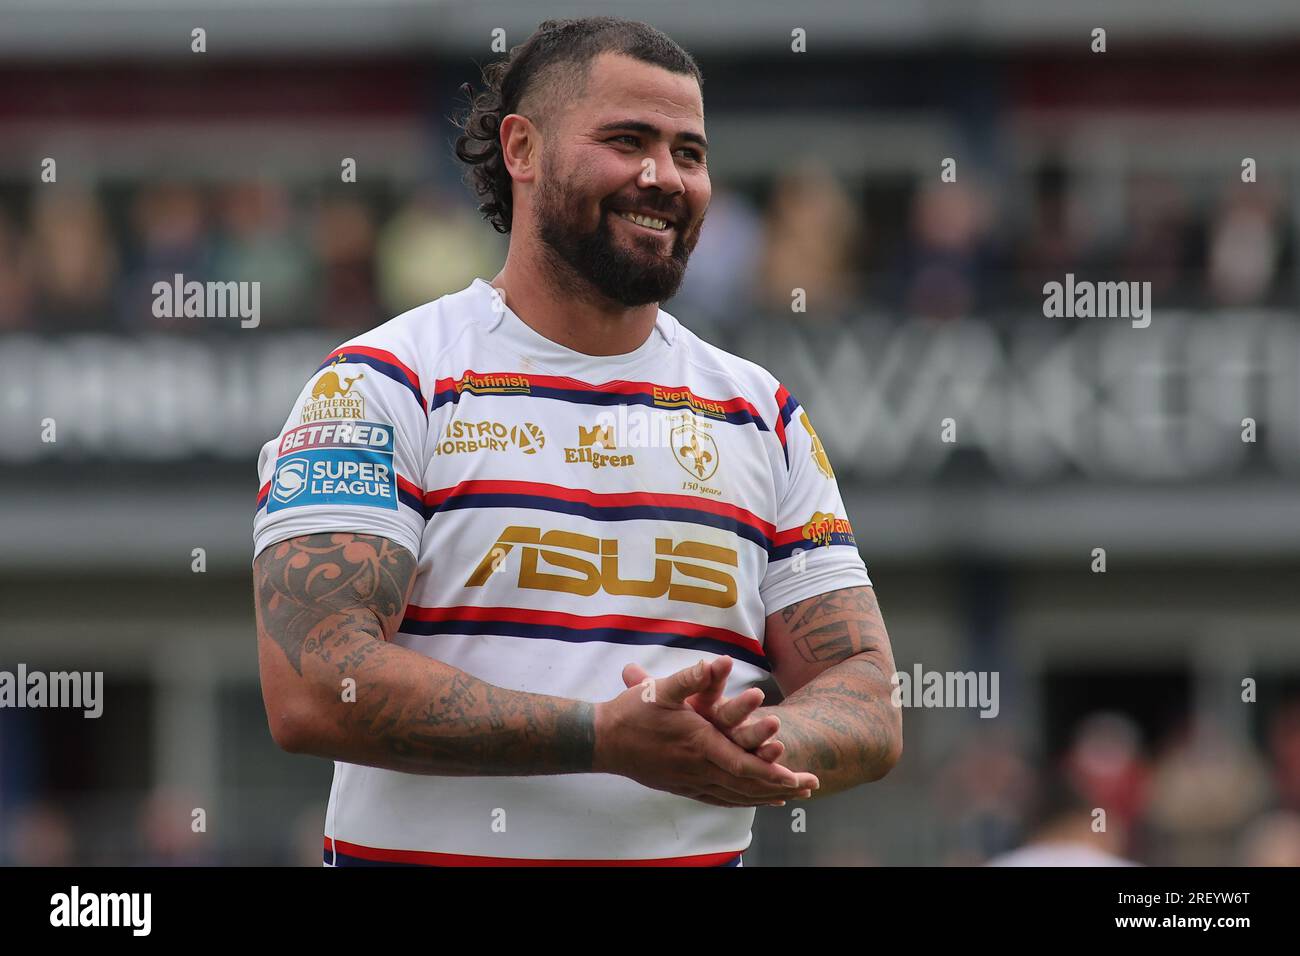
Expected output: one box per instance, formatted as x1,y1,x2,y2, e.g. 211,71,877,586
403,604,764,658
324,836,743,867
322,345,422,393
422,479,775,538
432,371,763,419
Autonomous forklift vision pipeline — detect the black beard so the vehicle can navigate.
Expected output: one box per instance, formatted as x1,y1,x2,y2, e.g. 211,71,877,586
535,173,694,308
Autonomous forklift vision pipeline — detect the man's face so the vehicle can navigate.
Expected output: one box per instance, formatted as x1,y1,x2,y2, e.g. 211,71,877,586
533,52,710,308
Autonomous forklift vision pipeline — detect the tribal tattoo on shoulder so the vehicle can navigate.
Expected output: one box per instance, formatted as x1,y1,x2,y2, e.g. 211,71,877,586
254,532,415,676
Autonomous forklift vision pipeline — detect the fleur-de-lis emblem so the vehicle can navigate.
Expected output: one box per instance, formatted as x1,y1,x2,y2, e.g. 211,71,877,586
671,424,718,481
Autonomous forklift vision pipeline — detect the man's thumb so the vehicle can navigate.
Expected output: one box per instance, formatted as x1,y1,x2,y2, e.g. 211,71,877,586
622,662,651,689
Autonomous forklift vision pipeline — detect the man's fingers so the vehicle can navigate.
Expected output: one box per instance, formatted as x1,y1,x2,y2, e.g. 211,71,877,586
692,656,732,712
712,687,765,728
728,714,781,752
754,738,784,762
699,725,802,789
653,659,714,706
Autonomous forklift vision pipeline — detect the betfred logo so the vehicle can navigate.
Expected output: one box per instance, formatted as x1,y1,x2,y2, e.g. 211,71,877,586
466,526,738,608
801,511,854,547
279,420,394,456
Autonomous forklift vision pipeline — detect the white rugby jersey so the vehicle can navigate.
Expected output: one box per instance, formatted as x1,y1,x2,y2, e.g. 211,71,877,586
253,277,871,866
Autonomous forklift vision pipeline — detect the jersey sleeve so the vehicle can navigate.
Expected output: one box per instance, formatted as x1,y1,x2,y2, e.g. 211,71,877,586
759,385,872,615
252,344,428,563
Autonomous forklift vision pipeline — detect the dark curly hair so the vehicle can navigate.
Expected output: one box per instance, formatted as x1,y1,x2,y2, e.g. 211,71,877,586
452,17,703,235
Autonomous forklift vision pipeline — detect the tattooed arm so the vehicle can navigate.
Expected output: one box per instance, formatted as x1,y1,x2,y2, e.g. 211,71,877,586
753,586,902,797
253,532,596,775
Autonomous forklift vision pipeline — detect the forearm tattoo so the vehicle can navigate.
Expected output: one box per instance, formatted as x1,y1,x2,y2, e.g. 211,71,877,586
253,533,595,775
764,587,901,789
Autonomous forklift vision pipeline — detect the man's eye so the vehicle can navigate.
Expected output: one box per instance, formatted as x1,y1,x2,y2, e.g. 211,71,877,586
677,149,703,162
612,135,639,146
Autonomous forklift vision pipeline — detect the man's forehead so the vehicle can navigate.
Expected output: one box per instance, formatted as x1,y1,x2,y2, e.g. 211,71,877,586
581,53,703,123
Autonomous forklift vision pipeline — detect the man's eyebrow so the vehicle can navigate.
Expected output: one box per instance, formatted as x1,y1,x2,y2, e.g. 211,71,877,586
594,119,708,151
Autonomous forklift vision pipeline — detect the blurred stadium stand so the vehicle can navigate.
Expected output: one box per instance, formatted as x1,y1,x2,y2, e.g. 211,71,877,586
3,1,1300,866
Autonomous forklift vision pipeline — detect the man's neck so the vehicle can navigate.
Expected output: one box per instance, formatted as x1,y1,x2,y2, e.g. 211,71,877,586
490,250,659,357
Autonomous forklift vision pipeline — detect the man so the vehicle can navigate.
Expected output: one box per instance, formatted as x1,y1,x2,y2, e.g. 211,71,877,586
253,16,900,867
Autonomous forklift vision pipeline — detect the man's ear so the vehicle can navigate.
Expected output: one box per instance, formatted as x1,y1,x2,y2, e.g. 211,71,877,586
499,113,539,184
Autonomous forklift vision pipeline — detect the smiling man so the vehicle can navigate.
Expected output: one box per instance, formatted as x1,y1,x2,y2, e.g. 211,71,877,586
252,16,900,867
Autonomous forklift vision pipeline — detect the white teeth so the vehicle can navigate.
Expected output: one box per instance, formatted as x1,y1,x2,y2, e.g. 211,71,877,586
617,211,670,230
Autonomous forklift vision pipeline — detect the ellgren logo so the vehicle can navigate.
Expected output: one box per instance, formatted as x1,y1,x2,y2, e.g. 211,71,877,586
272,458,309,503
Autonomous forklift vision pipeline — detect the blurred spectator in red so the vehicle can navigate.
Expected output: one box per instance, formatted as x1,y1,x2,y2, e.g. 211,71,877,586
757,162,860,317
667,186,763,327
1267,699,1300,812
211,180,312,327
30,188,118,329
1206,181,1284,307
117,181,213,330
312,195,380,331
0,207,35,329
1062,712,1150,836
376,187,504,314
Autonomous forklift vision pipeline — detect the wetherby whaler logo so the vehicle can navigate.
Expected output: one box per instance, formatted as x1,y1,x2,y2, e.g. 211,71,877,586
301,355,366,423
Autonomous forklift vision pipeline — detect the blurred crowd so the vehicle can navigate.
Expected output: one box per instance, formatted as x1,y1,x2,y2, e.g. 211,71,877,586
931,700,1300,867
6,699,1300,866
0,161,1292,335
